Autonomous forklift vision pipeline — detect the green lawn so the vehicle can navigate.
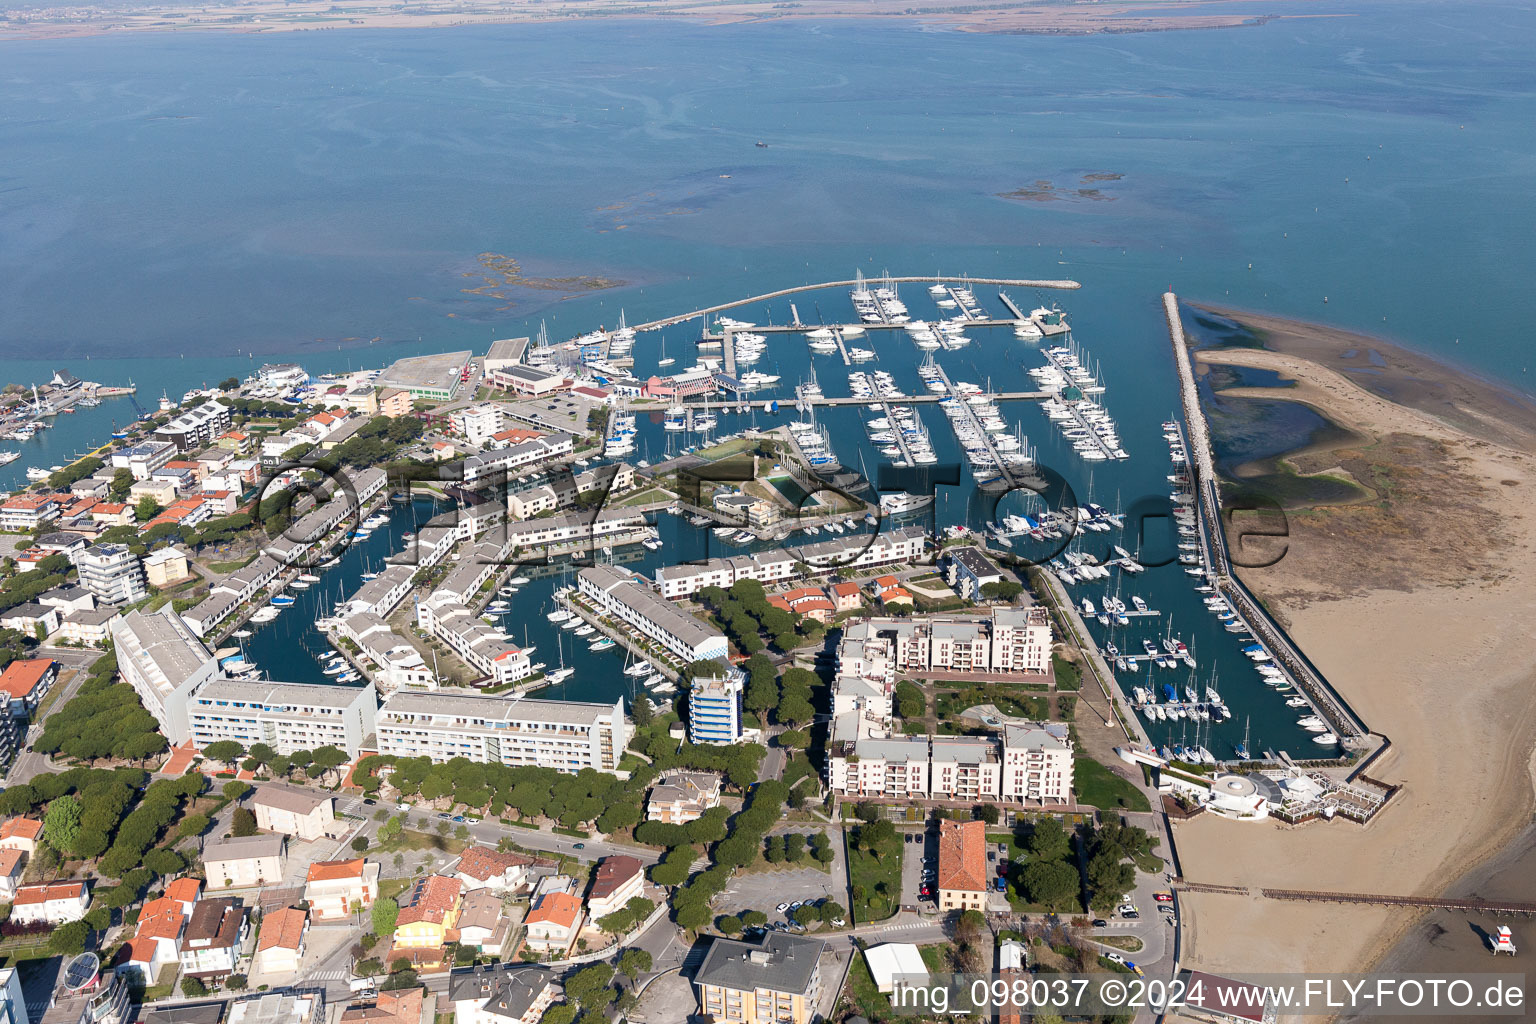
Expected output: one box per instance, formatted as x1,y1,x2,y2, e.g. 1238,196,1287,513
1073,758,1151,812
846,828,903,924
377,829,468,856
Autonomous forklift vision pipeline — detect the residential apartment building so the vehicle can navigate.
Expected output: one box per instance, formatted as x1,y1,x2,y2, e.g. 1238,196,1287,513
10,880,90,925
0,495,62,533
827,724,1072,804
304,858,381,921
155,400,233,452
460,433,574,487
179,897,248,981
252,786,336,841
0,659,58,718
204,835,287,889
999,724,1073,805
944,546,1005,599
577,566,728,663
522,892,582,954
688,672,745,745
450,964,558,1024
585,856,645,922
112,608,223,744
646,771,723,824
111,441,176,480
184,679,379,756
654,526,927,599
376,692,628,773
694,932,826,1024
77,544,147,605
836,608,1052,678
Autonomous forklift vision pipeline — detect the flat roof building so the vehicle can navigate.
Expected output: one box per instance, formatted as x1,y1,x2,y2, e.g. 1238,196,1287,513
376,691,628,773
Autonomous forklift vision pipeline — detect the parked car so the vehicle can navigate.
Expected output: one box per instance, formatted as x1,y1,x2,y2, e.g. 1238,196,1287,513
777,903,791,913
1154,892,1174,902
1116,903,1138,916
452,815,465,822
573,843,585,850
1092,919,1108,928
1103,952,1126,965
1122,910,1140,920
437,812,452,820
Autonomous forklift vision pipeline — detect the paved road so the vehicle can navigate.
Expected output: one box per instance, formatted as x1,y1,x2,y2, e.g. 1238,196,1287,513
5,646,105,785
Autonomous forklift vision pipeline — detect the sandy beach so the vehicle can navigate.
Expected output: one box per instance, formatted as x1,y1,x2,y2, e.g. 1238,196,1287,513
1167,307,1536,994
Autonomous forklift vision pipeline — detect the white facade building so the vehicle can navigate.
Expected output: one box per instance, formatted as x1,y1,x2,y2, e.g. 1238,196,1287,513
376,691,628,773
577,566,728,663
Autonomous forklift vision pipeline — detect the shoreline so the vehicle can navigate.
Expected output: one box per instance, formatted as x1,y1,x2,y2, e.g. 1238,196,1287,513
0,0,1320,43
1169,303,1536,992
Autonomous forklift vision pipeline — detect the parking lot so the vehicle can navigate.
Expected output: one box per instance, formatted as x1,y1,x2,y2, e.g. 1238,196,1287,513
900,827,934,909
713,856,841,927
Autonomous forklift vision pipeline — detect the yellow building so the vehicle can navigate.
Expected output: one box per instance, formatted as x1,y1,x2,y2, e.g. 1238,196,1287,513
391,875,462,966
694,933,825,1024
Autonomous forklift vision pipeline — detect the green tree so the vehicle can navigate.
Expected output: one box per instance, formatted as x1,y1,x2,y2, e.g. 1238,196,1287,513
975,803,1000,825
792,905,819,927
1028,818,1071,862
222,780,252,803
202,740,244,766
371,896,399,935
351,836,371,853
740,910,768,928
819,900,845,924
1022,860,1080,910
617,948,652,980
49,920,89,956
231,806,258,837
539,1006,577,1024
564,964,615,1007
43,795,82,855
180,977,207,998
135,495,161,522
110,468,134,500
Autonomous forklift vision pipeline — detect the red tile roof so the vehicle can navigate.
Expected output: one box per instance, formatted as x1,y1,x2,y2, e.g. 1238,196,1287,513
937,819,988,894
587,856,643,901
396,875,461,926
257,907,309,952
455,845,531,882
0,818,43,842
14,880,87,905
0,660,54,700
306,858,367,883
525,891,581,930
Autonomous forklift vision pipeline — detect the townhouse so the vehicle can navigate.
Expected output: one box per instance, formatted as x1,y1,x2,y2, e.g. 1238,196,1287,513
578,565,728,663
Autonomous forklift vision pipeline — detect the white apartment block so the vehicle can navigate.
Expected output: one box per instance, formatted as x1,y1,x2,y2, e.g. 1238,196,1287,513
654,526,928,599
376,691,629,773
112,608,223,745
827,724,1073,805
185,679,379,755
450,404,506,447
845,607,1052,678
578,566,729,663
461,433,574,487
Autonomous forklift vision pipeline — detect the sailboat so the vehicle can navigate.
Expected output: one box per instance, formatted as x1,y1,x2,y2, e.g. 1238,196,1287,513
657,338,675,367
546,634,575,685
1234,717,1251,761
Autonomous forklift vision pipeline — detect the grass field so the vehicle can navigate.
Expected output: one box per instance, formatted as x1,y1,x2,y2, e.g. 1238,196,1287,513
1073,758,1151,812
846,828,903,924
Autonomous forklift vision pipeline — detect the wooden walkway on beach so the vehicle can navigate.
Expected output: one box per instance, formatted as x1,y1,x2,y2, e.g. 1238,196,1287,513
1171,882,1536,917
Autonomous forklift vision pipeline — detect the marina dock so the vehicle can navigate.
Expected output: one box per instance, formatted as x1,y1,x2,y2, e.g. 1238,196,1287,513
997,290,1026,319
874,401,916,468
929,361,1029,488
615,390,1050,412
1164,291,1368,744
638,274,1080,334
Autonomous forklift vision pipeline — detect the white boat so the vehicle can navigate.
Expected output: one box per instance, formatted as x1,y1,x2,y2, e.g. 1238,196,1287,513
574,624,595,636
547,608,572,623
589,637,615,650
1312,732,1339,745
